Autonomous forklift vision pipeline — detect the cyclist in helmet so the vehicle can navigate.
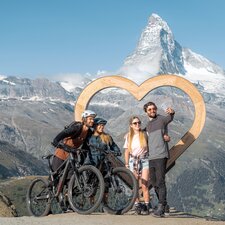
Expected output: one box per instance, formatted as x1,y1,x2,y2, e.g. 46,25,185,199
84,117,121,208
84,117,121,167
51,109,96,172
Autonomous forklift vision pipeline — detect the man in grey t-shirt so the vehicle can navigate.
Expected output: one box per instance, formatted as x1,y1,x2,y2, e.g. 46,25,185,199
143,101,175,217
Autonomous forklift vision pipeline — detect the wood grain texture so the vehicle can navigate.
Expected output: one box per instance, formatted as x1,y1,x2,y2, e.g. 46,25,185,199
74,75,206,171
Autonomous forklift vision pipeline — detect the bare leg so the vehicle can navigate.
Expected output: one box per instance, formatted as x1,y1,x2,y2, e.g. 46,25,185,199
141,168,150,203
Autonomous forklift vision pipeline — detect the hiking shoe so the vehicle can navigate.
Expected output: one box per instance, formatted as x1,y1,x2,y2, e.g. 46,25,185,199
152,204,165,218
148,202,154,213
164,204,170,216
134,203,142,215
141,204,149,215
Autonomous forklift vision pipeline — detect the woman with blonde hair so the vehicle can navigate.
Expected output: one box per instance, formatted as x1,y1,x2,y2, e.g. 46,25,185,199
85,117,121,167
124,116,150,215
84,117,121,210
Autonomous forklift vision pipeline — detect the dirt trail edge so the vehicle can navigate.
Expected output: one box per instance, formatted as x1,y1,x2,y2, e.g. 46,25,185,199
0,213,225,225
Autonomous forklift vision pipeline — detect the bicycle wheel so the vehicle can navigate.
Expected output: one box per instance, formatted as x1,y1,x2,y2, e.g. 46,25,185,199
68,165,105,214
103,167,138,215
26,177,51,216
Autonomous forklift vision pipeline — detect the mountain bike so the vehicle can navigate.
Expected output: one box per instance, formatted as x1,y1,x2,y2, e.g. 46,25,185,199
26,145,105,216
99,150,138,215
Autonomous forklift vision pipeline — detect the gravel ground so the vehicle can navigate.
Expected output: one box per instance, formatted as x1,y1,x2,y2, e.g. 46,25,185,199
0,213,225,225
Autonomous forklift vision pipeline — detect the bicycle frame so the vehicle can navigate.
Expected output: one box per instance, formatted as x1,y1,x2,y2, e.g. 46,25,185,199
100,152,120,192
46,151,81,199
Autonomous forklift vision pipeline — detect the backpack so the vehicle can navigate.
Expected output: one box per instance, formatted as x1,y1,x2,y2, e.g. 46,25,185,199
64,121,82,129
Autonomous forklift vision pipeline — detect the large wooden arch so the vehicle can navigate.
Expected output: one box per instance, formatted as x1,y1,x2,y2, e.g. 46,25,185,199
74,75,206,171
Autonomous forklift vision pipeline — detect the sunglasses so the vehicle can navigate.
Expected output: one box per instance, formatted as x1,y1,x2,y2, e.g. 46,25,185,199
132,121,141,125
147,107,156,111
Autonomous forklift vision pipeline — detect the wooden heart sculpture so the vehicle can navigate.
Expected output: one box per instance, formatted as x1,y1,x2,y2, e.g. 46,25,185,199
74,75,206,172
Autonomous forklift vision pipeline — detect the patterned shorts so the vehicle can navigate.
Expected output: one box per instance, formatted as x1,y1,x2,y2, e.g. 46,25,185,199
128,157,149,173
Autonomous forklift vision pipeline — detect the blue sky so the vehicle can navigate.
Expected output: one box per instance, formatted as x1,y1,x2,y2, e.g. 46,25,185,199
0,0,224,79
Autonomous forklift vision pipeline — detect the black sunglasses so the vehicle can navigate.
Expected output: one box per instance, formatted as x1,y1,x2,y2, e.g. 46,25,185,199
132,121,141,125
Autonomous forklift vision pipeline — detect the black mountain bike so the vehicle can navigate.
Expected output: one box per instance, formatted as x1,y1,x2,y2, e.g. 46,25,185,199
26,145,105,216
99,150,138,215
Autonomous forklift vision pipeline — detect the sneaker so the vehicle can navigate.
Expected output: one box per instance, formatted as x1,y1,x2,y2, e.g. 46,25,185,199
62,207,73,213
152,204,165,218
141,204,149,215
134,203,142,215
148,202,154,213
164,204,170,216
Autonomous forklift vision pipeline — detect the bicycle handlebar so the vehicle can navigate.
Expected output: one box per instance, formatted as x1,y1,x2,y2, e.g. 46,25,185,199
52,141,89,155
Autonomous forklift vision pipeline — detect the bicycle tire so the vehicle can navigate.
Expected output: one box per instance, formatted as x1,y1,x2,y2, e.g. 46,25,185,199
68,165,105,214
26,177,51,217
103,167,138,215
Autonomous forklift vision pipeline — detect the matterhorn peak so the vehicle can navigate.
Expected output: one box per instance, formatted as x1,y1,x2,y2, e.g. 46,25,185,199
119,12,225,97
134,13,174,56
148,13,172,35
120,13,185,83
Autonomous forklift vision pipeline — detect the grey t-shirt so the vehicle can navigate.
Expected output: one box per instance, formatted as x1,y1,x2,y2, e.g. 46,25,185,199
145,114,174,160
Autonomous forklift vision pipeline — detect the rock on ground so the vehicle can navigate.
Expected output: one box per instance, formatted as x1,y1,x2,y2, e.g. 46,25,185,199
0,192,18,217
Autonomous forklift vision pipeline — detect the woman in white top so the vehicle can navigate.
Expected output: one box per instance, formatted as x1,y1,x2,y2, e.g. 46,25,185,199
124,116,149,215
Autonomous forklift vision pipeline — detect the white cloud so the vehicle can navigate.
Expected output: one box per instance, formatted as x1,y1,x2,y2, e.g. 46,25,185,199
50,73,93,92
0,74,7,80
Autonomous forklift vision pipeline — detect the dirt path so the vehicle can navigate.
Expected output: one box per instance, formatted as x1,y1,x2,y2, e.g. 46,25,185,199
0,213,224,225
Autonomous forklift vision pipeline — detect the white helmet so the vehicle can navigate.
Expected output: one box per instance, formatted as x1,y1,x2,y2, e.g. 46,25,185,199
81,110,97,118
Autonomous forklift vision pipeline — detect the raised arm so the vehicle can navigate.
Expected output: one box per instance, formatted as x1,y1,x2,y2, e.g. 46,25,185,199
163,107,175,125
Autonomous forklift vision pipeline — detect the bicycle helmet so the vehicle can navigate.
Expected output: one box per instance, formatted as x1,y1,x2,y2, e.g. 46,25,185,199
81,110,97,118
94,117,107,125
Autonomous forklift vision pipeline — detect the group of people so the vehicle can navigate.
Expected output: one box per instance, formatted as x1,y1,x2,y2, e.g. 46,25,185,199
51,101,175,217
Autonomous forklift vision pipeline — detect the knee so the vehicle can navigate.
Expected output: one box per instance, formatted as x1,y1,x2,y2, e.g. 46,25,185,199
149,177,156,187
156,178,166,188
141,179,149,190
141,184,148,193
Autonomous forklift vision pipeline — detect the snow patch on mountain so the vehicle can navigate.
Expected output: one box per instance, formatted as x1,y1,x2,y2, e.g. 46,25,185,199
181,65,225,96
183,48,225,75
179,48,225,96
56,73,92,92
90,101,120,107
1,79,16,86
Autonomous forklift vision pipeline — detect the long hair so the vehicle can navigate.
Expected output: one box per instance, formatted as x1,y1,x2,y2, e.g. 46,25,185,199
99,132,112,145
93,122,112,145
127,116,147,153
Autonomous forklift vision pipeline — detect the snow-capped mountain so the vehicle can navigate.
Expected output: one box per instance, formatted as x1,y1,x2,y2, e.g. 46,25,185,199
120,13,186,80
0,76,76,102
0,73,95,102
119,13,225,98
57,73,93,93
182,48,225,96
